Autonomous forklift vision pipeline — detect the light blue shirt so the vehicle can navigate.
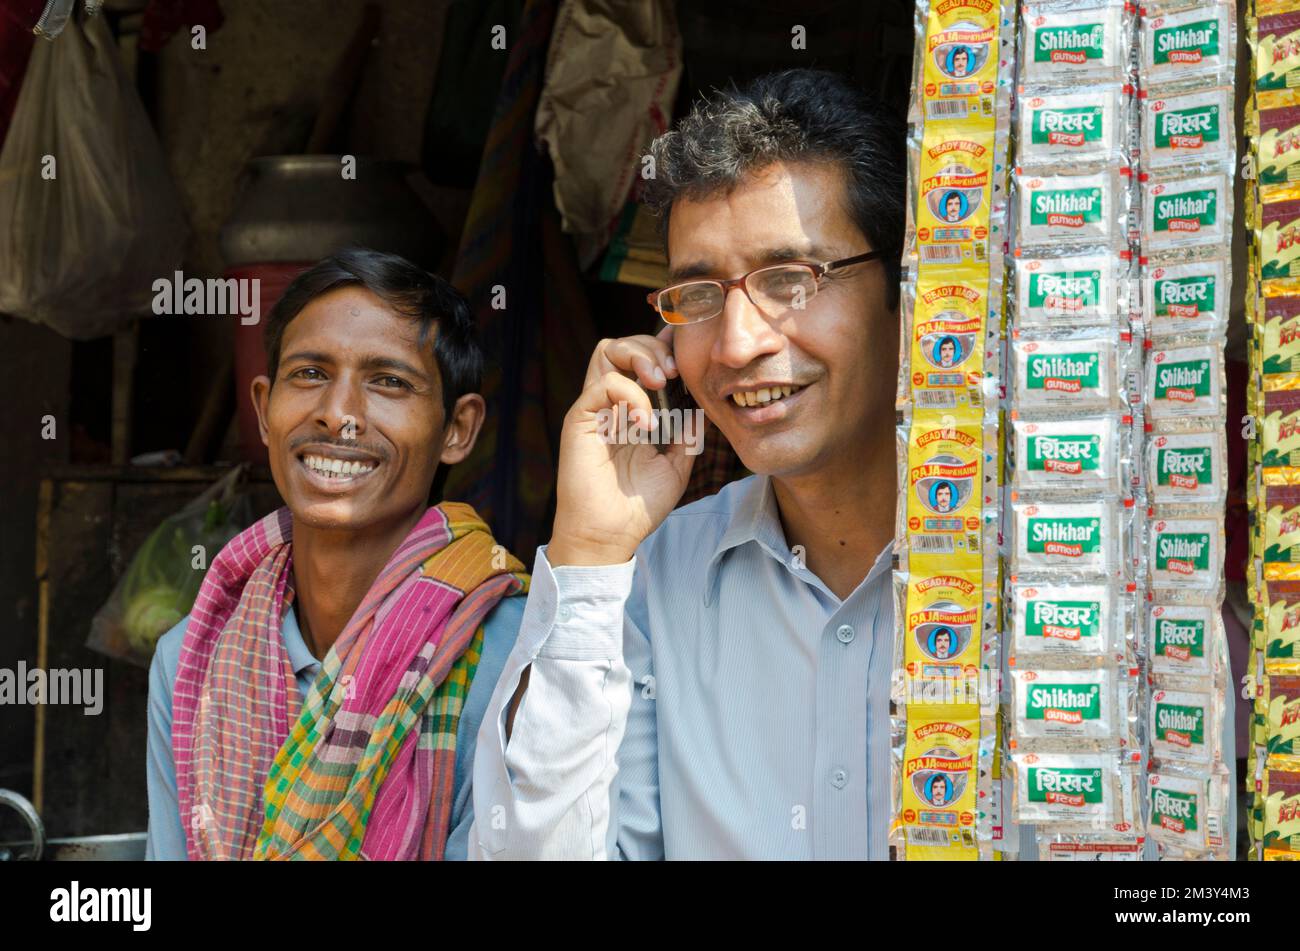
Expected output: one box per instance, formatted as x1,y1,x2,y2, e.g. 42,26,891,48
145,595,524,860
470,474,896,859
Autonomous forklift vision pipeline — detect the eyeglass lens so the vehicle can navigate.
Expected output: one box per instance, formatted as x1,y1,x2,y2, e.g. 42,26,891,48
659,265,818,323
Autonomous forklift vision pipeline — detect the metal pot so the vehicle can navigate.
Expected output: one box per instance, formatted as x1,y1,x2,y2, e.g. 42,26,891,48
219,155,446,270
0,788,147,861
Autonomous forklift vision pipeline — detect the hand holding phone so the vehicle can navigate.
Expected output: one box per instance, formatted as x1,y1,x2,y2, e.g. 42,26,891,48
548,327,696,567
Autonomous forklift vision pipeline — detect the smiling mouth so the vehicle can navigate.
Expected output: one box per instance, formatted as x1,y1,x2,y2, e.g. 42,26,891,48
298,452,378,483
729,384,804,408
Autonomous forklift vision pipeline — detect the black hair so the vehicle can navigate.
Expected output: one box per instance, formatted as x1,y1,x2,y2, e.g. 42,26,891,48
262,248,482,503
643,68,906,306
263,246,483,419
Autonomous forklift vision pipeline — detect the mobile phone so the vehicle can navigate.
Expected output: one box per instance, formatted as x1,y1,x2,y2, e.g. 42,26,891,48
651,374,696,453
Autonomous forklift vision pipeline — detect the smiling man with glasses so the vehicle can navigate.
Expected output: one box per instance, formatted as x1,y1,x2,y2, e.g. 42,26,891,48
470,68,906,859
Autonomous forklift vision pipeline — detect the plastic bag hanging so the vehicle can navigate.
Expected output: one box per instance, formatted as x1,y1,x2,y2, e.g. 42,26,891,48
0,8,187,339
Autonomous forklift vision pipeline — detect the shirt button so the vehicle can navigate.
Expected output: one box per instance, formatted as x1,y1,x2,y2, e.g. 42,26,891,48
836,624,855,644
831,768,849,789
556,603,573,623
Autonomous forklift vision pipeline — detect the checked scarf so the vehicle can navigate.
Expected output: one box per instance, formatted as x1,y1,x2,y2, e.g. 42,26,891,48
171,502,527,860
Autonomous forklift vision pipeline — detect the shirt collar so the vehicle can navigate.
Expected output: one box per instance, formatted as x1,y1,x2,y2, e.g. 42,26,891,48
281,603,322,676
704,474,894,606
704,475,785,597
863,538,895,584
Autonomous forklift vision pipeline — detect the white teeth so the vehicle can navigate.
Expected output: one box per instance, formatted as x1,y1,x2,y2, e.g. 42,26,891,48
302,454,375,479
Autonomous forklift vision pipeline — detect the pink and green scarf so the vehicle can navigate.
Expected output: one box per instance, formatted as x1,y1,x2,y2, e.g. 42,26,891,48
170,502,527,860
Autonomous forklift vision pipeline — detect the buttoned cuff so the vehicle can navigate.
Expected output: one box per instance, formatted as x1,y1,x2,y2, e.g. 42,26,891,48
525,545,636,661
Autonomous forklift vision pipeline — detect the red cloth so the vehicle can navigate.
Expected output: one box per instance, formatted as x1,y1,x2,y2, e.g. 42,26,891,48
139,0,224,53
1225,357,1248,582
0,0,45,28
225,263,309,465
0,0,42,148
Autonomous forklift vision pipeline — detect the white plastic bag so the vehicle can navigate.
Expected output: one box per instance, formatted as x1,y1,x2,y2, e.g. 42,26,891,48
0,11,187,339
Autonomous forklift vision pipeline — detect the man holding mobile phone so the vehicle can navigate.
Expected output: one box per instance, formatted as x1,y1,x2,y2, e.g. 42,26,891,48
470,69,905,859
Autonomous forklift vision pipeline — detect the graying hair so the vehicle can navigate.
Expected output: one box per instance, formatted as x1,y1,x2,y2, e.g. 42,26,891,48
643,69,905,304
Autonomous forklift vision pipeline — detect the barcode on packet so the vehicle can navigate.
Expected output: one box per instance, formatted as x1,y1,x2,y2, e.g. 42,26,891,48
920,244,963,264
911,535,954,554
915,390,957,409
907,827,952,847
925,99,968,120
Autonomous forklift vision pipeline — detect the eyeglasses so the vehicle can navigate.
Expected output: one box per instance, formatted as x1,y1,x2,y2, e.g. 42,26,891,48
647,250,885,326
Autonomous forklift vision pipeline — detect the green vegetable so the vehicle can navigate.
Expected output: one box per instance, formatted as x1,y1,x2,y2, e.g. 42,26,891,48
115,493,242,655
123,585,187,653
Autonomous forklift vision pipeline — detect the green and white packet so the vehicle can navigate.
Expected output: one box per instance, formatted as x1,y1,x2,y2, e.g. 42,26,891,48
1011,667,1122,742
1141,255,1229,341
1012,413,1127,496
1013,251,1130,328
1146,429,1226,507
1148,515,1223,591
1011,580,1120,660
1020,1,1132,85
1149,600,1218,680
1011,498,1125,577
1144,343,1224,422
1141,170,1231,252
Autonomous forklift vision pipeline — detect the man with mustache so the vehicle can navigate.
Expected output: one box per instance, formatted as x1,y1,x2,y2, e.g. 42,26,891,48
929,774,951,807
470,69,905,859
933,628,954,661
145,248,527,860
938,335,958,369
934,481,954,514
950,45,971,79
944,191,965,223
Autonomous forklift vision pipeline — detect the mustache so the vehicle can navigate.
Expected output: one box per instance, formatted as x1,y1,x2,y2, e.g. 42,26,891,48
708,360,808,391
287,433,389,461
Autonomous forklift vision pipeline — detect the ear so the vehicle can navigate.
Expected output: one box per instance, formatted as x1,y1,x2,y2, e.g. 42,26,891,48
440,393,486,466
251,375,272,448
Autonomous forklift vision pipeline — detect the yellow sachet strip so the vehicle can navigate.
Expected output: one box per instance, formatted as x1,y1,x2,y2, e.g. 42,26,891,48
901,702,981,861
914,126,995,272
902,570,983,704
905,418,984,573
908,267,989,416
919,0,1002,130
